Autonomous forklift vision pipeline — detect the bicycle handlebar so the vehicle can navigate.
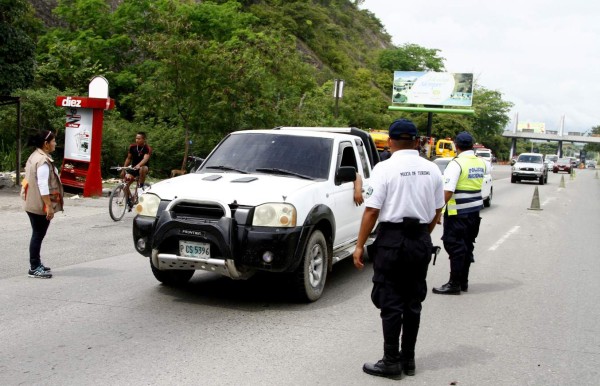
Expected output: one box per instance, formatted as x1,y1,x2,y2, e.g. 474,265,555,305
110,166,137,173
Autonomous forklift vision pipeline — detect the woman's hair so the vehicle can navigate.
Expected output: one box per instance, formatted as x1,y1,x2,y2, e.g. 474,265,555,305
27,129,55,149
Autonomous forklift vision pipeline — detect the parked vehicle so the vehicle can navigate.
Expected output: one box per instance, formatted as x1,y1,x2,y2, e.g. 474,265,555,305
434,157,493,207
435,139,456,158
511,153,548,184
132,127,380,302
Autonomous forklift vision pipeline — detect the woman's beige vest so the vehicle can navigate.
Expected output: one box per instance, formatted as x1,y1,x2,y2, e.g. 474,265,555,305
21,149,64,215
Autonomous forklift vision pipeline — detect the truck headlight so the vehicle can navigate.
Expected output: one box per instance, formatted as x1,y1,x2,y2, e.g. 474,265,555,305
135,193,161,217
252,203,297,227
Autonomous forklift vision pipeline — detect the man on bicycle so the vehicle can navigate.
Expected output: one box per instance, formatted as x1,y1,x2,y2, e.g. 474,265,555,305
121,132,152,189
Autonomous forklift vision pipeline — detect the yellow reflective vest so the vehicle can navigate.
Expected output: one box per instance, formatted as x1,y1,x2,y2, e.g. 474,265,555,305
446,155,486,216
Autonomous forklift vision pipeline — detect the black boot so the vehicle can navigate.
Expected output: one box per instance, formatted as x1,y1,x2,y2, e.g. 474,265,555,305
432,276,461,295
461,262,471,292
363,344,402,379
400,351,416,376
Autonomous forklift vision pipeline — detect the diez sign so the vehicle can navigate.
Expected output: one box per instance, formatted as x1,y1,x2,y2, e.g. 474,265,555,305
55,96,115,110
60,96,82,107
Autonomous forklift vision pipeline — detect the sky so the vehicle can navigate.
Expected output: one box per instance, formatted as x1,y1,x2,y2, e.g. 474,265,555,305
361,0,600,133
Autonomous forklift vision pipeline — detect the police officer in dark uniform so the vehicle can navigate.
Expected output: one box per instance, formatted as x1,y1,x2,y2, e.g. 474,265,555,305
433,131,487,295
353,119,445,379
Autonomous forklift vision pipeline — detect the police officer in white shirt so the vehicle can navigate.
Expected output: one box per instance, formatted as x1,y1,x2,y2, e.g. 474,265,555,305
433,131,486,295
353,119,445,379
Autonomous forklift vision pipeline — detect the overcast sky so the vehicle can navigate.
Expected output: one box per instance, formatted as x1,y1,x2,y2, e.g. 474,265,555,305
361,0,600,133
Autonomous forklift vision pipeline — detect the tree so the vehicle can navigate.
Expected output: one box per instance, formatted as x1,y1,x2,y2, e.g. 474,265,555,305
378,44,445,73
584,125,600,153
0,0,39,95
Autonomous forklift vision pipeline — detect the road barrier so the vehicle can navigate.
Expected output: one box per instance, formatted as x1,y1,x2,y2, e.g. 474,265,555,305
559,175,566,188
595,171,599,179
528,186,543,211
570,168,576,180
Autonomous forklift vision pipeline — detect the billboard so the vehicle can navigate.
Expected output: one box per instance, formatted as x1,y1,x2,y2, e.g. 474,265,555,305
392,71,474,107
517,122,546,134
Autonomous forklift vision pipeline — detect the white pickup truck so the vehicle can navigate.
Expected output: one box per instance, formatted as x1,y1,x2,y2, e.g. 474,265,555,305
132,127,380,301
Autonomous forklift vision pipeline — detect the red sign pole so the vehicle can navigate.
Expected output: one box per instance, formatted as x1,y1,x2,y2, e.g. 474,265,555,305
55,96,115,197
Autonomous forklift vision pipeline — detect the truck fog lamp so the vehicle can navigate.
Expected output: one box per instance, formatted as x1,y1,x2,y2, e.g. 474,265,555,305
262,251,274,263
136,237,147,251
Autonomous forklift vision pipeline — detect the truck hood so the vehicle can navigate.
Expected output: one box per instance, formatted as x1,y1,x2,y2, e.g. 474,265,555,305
146,173,318,206
515,162,544,169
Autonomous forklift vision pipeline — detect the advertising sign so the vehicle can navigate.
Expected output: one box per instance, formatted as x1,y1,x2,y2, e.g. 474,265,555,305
64,107,93,161
517,122,546,134
392,71,474,107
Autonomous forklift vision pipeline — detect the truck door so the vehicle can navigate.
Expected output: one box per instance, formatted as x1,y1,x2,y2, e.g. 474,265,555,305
330,140,370,247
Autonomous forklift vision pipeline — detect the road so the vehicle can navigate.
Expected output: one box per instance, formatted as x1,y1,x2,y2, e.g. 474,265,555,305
1,166,599,385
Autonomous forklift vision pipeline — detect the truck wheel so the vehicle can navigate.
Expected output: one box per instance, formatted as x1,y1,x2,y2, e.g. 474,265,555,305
538,175,544,185
483,187,492,207
511,176,517,183
293,230,328,302
150,259,194,286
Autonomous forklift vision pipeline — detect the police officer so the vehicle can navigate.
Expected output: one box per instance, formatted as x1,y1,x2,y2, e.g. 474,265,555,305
433,131,487,295
353,119,445,379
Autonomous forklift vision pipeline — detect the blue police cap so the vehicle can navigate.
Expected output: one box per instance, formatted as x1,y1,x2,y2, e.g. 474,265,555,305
388,119,418,140
455,131,474,148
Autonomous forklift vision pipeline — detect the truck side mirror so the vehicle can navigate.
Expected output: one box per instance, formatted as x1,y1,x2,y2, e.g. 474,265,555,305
510,159,516,166
335,166,356,185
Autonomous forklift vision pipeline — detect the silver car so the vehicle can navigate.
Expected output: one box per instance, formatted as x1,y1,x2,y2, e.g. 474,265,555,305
511,153,548,185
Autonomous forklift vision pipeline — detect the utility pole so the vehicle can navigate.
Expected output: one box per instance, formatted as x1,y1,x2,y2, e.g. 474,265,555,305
333,79,344,119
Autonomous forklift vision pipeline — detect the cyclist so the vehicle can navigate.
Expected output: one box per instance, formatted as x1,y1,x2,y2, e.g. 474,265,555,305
121,132,152,190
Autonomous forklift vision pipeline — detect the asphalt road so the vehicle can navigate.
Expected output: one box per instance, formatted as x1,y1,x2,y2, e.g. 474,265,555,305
1,165,599,385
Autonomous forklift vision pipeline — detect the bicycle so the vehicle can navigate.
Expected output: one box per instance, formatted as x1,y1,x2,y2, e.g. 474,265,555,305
108,166,143,221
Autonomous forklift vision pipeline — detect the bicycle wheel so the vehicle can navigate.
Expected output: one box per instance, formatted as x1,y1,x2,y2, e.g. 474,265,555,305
109,184,128,221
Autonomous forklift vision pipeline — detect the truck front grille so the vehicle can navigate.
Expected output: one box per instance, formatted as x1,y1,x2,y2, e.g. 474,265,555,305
171,202,226,220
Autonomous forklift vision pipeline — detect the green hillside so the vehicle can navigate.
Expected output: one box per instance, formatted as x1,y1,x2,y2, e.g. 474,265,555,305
2,0,513,176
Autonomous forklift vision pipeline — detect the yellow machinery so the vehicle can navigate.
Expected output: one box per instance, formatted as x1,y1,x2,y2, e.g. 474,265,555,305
435,138,456,158
369,130,455,159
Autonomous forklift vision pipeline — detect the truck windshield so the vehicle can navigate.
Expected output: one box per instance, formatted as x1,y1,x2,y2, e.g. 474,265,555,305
200,133,333,180
518,155,542,163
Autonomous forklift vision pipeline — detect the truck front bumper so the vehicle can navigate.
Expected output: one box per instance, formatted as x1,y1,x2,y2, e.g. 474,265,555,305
133,202,312,278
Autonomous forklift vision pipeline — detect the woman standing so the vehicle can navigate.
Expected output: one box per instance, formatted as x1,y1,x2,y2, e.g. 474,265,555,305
21,130,64,279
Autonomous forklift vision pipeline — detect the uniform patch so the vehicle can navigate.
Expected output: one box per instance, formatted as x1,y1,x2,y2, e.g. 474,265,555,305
468,167,484,179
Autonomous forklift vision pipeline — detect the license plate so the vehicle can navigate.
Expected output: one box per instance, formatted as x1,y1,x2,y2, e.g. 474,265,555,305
179,240,210,259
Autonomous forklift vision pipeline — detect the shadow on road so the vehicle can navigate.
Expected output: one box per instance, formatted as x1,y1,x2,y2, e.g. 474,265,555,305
152,258,373,311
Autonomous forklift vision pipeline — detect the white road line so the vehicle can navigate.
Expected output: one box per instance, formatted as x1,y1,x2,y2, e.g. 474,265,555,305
488,225,520,251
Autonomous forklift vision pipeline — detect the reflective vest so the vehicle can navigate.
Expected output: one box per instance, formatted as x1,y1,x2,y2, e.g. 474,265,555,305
446,155,485,216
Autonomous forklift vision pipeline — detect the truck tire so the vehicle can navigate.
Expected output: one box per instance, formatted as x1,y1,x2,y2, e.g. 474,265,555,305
150,259,194,286
538,175,544,185
293,230,328,302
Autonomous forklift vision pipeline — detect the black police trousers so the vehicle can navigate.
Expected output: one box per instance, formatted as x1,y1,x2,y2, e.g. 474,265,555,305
442,212,481,284
370,221,432,357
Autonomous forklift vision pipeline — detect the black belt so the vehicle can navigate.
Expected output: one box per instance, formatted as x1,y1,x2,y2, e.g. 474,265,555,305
379,219,428,232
